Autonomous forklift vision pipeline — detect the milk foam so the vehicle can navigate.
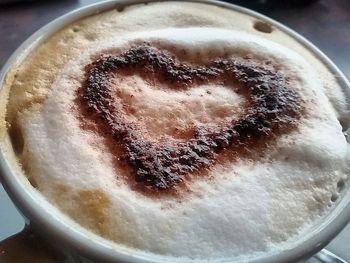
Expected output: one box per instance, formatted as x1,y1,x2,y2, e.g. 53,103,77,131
14,26,350,261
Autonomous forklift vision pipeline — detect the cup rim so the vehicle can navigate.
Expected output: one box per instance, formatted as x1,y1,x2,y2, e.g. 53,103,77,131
1,0,350,262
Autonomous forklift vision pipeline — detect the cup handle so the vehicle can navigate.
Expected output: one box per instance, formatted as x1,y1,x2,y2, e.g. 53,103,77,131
0,224,63,262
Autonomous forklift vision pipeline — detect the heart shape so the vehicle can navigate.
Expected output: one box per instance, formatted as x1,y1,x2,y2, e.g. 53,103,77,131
76,45,303,194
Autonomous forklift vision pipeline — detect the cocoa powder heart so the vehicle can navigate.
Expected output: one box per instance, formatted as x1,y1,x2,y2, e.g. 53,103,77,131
76,46,303,194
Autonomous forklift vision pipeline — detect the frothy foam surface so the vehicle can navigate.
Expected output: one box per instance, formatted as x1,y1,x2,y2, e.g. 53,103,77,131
3,2,350,262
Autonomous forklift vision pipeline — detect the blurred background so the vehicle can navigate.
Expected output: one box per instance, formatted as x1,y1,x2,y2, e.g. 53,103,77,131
0,0,349,262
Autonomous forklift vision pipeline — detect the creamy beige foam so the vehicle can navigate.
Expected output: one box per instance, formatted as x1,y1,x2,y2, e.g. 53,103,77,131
1,1,350,262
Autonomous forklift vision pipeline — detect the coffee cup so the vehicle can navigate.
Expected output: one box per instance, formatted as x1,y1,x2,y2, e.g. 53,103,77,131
0,1,350,262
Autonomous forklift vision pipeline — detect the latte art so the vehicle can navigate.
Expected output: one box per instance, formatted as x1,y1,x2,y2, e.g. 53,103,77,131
78,45,303,193
2,2,349,262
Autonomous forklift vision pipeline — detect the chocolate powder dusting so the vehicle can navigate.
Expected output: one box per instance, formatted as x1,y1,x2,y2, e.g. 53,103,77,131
76,46,303,194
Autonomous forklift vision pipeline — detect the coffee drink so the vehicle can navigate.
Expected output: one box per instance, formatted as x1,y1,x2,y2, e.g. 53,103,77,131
1,1,349,261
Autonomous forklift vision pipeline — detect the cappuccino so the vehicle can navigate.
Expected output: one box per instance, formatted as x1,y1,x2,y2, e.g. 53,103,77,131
1,1,349,261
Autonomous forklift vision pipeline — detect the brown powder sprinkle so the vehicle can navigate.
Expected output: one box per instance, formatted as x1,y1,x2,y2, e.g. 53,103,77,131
76,45,304,195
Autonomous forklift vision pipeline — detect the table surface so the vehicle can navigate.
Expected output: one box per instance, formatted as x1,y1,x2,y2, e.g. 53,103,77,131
0,0,349,262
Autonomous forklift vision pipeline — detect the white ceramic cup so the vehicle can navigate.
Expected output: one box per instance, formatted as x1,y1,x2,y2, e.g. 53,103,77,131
0,1,350,262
